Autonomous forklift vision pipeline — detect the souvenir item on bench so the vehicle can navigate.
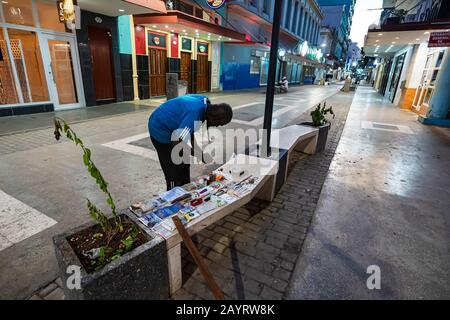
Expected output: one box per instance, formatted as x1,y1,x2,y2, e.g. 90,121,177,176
183,210,200,222
211,195,227,207
219,193,238,204
129,196,166,217
190,197,203,207
195,201,218,215
153,202,184,220
153,223,172,238
138,212,162,228
170,192,191,204
160,187,189,202
160,219,176,231
229,166,246,180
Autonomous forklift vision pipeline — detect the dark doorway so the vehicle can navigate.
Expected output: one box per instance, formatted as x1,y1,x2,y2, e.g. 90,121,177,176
379,59,392,96
388,52,406,102
180,51,192,93
196,54,208,93
88,26,116,103
149,48,167,97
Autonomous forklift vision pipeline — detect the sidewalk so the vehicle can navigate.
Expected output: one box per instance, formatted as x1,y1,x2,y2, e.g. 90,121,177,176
286,86,450,299
26,88,354,300
171,91,355,300
0,85,322,136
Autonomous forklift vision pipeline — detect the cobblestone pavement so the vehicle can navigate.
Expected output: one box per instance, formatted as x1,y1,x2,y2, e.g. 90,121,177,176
28,278,65,300
26,89,354,300
172,91,355,300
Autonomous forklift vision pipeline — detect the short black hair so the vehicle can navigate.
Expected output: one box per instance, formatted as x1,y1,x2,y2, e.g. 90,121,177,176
207,103,233,125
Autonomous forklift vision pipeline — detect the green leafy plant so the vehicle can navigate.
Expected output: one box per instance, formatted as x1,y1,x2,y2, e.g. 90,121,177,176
310,102,335,126
54,117,138,271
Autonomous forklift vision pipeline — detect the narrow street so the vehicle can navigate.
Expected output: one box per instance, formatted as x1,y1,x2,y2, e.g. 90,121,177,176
0,84,341,299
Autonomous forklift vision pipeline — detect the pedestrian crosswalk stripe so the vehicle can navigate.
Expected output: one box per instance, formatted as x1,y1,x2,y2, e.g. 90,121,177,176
0,190,57,252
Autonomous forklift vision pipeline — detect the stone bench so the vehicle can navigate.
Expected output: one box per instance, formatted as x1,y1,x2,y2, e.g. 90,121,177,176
134,126,319,296
161,154,279,295
257,124,319,183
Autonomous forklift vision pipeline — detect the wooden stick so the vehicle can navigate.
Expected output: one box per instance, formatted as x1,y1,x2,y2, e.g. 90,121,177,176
172,215,225,300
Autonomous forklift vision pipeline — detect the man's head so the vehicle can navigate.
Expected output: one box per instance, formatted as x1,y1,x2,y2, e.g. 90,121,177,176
205,103,233,127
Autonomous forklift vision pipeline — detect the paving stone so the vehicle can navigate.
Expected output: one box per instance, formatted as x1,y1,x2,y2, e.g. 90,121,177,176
43,287,65,300
225,215,247,225
37,282,58,298
29,295,42,300
242,277,264,295
280,260,295,272
259,285,283,300
272,267,291,282
30,89,353,301
55,278,63,288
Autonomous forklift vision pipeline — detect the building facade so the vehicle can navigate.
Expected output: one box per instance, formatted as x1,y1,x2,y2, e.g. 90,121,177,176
131,0,246,97
317,0,356,78
0,0,167,116
223,0,326,89
345,41,360,71
364,0,450,126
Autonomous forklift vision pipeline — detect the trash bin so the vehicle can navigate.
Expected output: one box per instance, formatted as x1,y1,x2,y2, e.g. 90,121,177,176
177,80,188,96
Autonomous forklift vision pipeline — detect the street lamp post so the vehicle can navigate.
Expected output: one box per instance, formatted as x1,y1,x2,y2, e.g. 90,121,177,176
262,0,283,157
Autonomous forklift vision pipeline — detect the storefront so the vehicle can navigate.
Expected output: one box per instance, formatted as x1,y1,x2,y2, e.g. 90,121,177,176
132,10,245,96
411,47,448,115
0,0,85,116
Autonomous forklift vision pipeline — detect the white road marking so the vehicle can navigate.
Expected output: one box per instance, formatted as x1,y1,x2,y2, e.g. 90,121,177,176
361,121,414,134
0,190,57,252
101,133,160,161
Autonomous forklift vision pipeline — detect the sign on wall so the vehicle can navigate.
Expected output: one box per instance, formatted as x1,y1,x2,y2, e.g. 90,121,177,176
205,0,226,10
428,31,450,48
57,0,79,30
148,32,167,49
197,42,209,54
181,38,192,51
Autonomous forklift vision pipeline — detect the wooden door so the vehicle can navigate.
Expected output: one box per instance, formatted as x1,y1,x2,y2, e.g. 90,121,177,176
149,48,167,97
180,51,191,93
88,26,115,101
196,54,208,93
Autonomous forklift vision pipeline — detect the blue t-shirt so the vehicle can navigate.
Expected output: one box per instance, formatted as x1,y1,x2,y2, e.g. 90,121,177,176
149,95,208,144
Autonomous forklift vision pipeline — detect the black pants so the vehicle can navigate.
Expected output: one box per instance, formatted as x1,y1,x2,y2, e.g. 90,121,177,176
151,136,190,191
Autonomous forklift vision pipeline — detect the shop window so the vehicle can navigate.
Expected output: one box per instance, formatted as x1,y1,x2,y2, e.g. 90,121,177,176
181,37,192,51
176,1,194,16
284,0,292,29
435,50,444,68
194,7,203,19
7,29,49,103
424,87,433,104
250,56,260,74
2,0,35,27
260,57,269,85
36,0,67,33
262,0,270,15
0,28,20,104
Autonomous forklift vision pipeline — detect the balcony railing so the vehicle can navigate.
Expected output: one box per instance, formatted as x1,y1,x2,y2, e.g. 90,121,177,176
380,0,446,26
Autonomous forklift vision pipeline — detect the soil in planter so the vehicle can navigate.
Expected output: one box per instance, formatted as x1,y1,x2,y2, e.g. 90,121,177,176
67,215,150,273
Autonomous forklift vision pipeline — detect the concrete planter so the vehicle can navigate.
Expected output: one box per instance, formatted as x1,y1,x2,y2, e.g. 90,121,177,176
53,212,169,300
298,122,331,153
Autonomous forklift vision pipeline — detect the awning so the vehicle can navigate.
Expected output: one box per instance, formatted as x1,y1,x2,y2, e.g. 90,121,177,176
133,11,246,42
76,0,167,17
365,26,449,57
227,3,300,43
